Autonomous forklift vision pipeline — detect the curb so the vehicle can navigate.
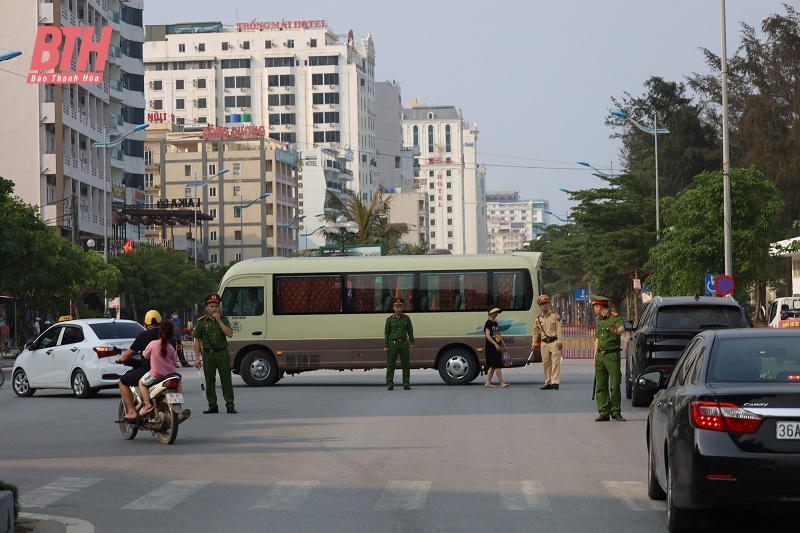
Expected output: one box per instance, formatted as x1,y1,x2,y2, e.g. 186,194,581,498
20,512,94,533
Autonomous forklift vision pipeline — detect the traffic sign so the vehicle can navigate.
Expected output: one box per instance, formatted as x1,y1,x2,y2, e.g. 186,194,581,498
705,274,716,296
574,288,589,302
714,275,735,296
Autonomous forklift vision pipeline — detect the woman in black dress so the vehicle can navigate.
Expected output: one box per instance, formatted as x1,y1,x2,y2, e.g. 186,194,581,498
484,307,509,387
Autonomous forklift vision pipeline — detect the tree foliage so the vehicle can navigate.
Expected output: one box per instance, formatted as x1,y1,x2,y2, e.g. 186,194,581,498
646,168,784,298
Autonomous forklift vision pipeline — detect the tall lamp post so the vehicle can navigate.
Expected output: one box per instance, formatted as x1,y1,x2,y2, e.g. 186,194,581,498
0,51,22,62
543,210,573,224
720,0,732,275
238,193,270,261
577,160,619,178
278,214,306,252
91,123,149,262
610,110,669,239
301,225,324,252
324,215,360,254
186,168,229,266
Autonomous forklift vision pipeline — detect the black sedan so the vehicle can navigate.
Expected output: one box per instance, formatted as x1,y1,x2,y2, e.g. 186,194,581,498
639,328,800,532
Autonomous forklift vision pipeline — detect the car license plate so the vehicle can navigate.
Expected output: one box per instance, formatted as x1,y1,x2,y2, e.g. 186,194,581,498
776,421,800,439
166,393,184,404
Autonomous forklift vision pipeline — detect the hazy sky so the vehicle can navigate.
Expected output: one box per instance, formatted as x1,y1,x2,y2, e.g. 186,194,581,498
145,1,791,218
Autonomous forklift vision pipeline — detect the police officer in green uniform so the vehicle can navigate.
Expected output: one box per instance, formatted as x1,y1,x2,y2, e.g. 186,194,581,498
592,294,626,421
193,294,236,414
384,297,415,390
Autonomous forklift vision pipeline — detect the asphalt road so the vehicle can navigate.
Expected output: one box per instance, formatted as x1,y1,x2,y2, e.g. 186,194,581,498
0,361,792,532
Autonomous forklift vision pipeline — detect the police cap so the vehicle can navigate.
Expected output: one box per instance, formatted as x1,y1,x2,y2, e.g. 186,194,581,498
205,293,222,305
591,294,611,307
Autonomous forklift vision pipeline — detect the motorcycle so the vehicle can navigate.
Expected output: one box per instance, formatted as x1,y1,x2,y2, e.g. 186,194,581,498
115,356,191,445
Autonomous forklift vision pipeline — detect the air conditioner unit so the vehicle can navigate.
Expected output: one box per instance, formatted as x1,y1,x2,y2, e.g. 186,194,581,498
192,79,198,87
267,106,273,110
329,123,336,127
312,105,317,109
329,104,334,108
240,107,247,111
148,81,154,88
224,107,230,111
148,100,154,107
312,85,317,90
268,125,274,130
306,41,310,46
239,43,245,49
329,85,335,89
194,45,199,50
193,100,198,107
267,87,273,91
282,42,288,46
240,87,245,92
224,88,229,92
284,86,291,91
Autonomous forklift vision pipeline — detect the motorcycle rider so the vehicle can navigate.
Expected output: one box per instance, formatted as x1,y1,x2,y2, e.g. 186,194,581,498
116,310,170,421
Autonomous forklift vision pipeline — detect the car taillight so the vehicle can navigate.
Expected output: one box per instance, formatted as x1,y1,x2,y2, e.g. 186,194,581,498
690,401,763,434
162,378,181,390
94,346,120,358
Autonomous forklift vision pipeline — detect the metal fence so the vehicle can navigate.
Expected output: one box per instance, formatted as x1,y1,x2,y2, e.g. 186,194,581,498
561,324,629,359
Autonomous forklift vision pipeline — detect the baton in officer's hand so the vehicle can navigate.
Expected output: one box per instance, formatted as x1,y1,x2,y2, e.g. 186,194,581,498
523,350,533,370
197,368,204,392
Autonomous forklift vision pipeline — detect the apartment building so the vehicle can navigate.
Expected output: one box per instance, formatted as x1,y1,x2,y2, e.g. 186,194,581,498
485,189,549,253
0,0,146,253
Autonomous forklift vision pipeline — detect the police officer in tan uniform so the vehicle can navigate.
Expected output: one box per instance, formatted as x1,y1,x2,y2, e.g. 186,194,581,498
532,295,563,390
193,293,236,414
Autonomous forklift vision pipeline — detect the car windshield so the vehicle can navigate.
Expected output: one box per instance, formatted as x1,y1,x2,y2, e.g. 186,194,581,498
708,337,800,383
88,321,144,340
655,305,746,329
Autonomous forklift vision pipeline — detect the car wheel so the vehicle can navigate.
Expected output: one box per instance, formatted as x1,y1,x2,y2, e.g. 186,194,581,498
647,436,666,500
666,463,694,533
240,350,278,386
631,381,653,407
71,369,92,398
118,400,138,440
438,348,479,385
12,369,36,397
625,358,633,399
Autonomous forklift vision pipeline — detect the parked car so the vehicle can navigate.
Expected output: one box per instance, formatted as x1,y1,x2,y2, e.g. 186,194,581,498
12,318,145,398
640,328,800,532
624,295,750,407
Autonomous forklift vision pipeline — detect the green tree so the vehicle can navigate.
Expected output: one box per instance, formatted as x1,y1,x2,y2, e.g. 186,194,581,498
524,223,587,299
0,177,47,277
646,167,784,298
321,188,412,254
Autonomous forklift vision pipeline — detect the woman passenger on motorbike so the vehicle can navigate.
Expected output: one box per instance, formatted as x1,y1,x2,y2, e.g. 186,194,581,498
116,310,166,421
138,320,177,415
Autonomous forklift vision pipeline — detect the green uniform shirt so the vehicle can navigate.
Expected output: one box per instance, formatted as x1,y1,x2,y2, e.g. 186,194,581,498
193,314,231,351
384,313,414,347
595,312,624,352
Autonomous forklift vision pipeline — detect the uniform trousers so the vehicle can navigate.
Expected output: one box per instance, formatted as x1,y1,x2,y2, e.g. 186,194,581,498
203,350,235,408
594,351,622,416
541,341,562,385
386,339,410,387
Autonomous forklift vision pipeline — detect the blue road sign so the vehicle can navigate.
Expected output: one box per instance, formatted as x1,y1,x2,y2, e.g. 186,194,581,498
574,288,589,302
705,274,716,296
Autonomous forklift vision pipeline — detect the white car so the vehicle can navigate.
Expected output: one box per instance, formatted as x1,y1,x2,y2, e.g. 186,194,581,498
12,318,144,398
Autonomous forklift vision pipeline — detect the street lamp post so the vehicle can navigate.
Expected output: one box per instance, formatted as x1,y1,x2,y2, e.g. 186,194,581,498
577,161,619,178
543,210,573,224
277,214,306,252
0,51,22,62
238,193,270,261
301,225,324,252
91,123,149,262
611,110,669,239
324,215,360,254
187,169,229,266
720,0,733,276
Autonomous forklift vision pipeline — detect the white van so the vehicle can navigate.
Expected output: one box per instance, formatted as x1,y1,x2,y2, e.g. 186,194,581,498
767,297,800,327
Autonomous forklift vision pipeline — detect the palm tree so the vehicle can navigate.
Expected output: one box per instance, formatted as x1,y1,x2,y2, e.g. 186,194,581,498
320,188,416,255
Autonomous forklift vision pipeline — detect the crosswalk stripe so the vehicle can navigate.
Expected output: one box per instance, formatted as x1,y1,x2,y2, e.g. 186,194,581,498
602,481,665,511
374,481,432,511
20,478,102,508
248,481,318,510
122,481,212,510
498,481,551,511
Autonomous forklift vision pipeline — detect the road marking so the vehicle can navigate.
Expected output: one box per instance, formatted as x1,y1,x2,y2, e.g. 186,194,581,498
20,478,102,508
374,481,432,511
248,481,318,510
602,481,665,511
498,481,551,511
122,480,211,510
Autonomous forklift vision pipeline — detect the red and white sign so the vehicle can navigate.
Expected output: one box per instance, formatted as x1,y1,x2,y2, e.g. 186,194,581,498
28,26,112,85
202,125,265,140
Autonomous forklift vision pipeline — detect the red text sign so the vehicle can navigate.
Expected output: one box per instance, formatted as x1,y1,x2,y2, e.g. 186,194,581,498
28,26,112,85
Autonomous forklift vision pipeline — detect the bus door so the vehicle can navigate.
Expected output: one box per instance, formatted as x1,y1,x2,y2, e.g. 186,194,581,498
220,276,268,344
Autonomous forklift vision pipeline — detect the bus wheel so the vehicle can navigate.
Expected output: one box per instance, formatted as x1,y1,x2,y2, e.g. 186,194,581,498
241,351,279,386
438,348,478,385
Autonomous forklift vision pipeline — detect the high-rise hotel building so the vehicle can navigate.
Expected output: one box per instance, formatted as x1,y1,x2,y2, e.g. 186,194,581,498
0,0,147,251
142,19,378,233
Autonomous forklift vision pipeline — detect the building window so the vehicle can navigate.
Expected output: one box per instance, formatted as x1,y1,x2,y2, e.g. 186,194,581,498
429,170,434,177
430,219,436,226
152,99,163,110
413,125,419,148
430,207,435,214
446,170,452,177
196,78,206,89
178,44,185,53
152,80,163,90
209,186,217,198
286,39,295,48
447,231,453,238
242,41,250,50
431,231,436,238
233,185,241,197
429,195,435,201
209,208,217,218
427,125,434,152
447,194,452,201
176,98,184,109
210,253,218,264
445,125,452,152
233,163,241,175
447,206,453,213
222,42,229,51
310,38,317,47
208,163,216,176
210,230,217,242
176,79,184,90
447,243,453,251
447,218,453,226
196,98,207,109
265,40,272,49
184,165,191,177
447,182,452,189
184,187,192,198
234,207,241,219
197,43,205,52
429,182,434,190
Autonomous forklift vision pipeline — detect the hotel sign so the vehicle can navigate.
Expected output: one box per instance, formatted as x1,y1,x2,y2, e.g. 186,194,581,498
236,19,327,31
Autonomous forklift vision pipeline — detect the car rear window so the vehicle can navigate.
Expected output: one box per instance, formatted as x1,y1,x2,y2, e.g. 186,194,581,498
655,305,746,329
89,322,145,340
709,338,800,382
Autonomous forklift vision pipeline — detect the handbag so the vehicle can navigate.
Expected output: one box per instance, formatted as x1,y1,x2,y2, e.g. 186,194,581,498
502,348,512,367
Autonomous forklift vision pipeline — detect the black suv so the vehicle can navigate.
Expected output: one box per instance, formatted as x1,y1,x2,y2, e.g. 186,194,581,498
624,295,751,407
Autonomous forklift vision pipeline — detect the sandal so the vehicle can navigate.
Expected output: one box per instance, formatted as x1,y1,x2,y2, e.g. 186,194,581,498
139,404,154,416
